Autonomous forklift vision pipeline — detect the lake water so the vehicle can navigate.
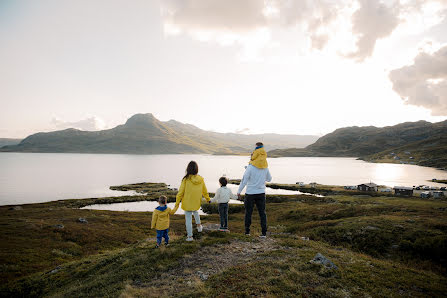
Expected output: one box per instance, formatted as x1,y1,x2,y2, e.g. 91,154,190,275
81,199,244,215
1,153,446,206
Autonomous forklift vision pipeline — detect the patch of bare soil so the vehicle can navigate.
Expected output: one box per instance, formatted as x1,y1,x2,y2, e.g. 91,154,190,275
125,225,283,297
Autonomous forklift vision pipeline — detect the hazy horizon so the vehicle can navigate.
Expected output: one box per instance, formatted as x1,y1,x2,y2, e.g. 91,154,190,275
1,0,447,138
2,112,447,140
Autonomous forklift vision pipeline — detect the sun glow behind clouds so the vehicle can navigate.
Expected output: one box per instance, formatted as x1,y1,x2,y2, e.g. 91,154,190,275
1,0,447,138
158,0,447,135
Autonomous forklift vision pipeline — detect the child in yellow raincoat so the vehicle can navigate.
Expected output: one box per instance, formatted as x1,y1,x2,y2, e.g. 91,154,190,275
249,142,268,169
151,195,178,248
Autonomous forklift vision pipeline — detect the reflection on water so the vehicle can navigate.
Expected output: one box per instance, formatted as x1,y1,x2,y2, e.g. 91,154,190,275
373,163,403,183
0,153,446,205
81,199,244,215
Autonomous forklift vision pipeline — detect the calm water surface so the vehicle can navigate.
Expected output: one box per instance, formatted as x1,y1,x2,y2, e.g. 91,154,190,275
81,199,244,214
1,153,446,205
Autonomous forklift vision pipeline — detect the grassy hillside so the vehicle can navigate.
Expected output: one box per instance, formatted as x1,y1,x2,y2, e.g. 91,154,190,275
362,135,447,169
268,120,447,169
1,182,447,297
0,114,318,154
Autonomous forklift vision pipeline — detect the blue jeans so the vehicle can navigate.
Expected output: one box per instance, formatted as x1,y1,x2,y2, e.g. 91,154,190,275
185,210,201,237
218,203,229,229
156,229,169,245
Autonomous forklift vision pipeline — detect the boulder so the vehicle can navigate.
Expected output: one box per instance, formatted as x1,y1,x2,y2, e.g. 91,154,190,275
201,223,220,231
9,206,23,210
197,270,208,280
310,253,338,270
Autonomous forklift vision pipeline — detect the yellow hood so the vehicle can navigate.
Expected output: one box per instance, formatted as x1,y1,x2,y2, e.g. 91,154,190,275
175,175,210,211
189,175,204,185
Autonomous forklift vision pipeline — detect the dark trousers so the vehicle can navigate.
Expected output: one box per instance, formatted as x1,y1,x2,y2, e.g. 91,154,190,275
218,203,229,229
244,193,267,235
156,229,169,245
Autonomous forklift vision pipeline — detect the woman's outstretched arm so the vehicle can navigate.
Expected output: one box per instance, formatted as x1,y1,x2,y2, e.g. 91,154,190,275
202,181,211,202
175,179,186,207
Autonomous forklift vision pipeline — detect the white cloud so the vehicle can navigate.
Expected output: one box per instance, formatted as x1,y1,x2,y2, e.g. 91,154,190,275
389,44,447,115
345,0,400,61
51,116,107,131
161,0,267,32
234,128,251,134
160,0,447,62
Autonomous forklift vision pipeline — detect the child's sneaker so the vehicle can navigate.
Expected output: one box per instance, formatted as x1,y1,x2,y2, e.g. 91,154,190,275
218,227,226,232
165,243,170,247
186,236,194,242
259,235,267,239
154,244,160,248
197,224,203,233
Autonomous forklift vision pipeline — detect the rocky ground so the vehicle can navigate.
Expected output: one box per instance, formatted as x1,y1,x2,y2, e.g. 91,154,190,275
124,224,284,297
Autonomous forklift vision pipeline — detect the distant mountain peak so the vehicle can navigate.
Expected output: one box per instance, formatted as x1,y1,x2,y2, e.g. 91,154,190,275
1,113,319,154
124,113,156,126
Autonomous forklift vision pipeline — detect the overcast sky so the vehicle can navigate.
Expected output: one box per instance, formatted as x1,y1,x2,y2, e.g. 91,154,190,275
1,0,446,138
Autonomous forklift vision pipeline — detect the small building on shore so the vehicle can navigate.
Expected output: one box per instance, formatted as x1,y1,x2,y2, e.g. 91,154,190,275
379,188,392,193
344,185,357,190
357,183,378,192
309,182,317,188
421,191,431,198
433,191,445,198
394,186,413,196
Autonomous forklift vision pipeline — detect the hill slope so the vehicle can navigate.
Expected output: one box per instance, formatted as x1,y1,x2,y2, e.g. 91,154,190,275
363,135,447,169
269,120,447,169
0,114,318,154
0,138,21,147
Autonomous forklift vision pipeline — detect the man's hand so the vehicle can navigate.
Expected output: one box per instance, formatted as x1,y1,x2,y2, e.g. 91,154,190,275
237,193,242,200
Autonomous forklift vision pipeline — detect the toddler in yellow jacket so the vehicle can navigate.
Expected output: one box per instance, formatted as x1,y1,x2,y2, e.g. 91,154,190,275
151,196,178,248
249,142,268,169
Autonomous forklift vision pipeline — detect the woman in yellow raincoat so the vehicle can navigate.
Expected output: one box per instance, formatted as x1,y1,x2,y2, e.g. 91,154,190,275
175,161,210,241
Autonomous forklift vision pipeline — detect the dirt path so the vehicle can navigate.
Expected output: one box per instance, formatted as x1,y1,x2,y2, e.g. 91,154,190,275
125,224,283,297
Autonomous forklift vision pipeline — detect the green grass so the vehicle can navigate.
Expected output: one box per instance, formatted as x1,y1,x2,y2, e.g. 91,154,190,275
203,238,447,297
2,182,447,297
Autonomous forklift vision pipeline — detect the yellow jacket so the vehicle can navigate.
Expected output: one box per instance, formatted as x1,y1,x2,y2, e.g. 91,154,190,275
175,175,210,211
249,147,268,169
151,205,178,230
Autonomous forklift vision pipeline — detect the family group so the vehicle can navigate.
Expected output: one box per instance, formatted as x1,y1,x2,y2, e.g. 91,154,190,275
151,142,272,246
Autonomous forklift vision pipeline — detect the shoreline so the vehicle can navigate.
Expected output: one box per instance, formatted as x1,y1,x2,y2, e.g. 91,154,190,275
2,181,447,296
2,180,447,208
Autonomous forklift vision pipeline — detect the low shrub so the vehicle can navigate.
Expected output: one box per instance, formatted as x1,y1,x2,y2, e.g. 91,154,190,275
201,203,245,214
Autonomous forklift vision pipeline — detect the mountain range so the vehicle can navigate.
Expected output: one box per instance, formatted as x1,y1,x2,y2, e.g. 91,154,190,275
268,120,447,169
0,114,318,154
